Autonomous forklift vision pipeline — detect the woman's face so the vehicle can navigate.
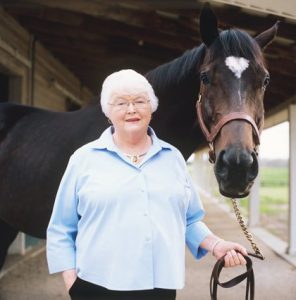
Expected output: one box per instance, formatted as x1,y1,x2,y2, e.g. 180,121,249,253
108,93,152,135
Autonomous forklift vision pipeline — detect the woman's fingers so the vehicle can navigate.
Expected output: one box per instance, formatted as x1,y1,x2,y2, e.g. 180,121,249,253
231,249,241,265
236,245,248,256
237,252,247,265
225,251,235,267
224,250,246,267
224,253,230,267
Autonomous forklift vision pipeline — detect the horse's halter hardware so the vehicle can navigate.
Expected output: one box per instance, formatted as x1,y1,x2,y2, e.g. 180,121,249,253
196,84,262,164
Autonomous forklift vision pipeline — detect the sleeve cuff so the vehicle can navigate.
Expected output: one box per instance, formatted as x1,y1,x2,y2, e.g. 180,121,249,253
186,221,212,259
46,246,76,274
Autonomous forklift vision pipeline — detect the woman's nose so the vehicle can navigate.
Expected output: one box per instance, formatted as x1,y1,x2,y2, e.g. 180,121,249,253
126,102,136,113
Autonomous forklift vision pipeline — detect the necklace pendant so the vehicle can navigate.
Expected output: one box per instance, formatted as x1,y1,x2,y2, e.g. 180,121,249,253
131,155,139,163
124,152,147,164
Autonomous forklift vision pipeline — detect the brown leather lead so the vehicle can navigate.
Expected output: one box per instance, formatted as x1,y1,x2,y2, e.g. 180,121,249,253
210,252,257,300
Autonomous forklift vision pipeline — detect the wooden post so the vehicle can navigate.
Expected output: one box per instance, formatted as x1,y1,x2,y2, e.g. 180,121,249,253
287,104,296,255
8,233,26,255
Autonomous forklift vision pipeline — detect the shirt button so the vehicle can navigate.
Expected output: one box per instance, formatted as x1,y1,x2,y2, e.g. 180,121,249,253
145,237,151,242
144,212,148,216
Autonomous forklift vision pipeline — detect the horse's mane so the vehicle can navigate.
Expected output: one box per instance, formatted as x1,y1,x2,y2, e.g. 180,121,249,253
145,45,206,91
207,29,266,69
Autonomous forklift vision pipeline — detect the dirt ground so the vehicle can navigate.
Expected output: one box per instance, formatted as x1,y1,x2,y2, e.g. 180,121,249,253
1,194,295,300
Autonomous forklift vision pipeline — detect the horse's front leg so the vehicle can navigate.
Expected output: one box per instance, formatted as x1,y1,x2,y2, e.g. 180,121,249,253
0,219,18,271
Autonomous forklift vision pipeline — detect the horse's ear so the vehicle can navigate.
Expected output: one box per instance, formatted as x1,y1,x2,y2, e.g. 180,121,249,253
254,21,280,50
200,2,219,47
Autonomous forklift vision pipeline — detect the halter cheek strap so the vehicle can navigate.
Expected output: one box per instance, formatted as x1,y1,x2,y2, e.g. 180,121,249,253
196,86,262,163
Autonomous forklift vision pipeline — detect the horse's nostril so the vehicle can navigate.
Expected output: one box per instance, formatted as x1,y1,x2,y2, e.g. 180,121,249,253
215,148,259,181
215,150,228,178
222,148,253,168
248,151,259,181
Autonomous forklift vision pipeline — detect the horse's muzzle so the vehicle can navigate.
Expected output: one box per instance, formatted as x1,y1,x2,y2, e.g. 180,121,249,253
214,147,258,198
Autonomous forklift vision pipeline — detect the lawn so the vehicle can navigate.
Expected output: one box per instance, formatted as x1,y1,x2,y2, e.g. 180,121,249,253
235,166,289,241
240,167,289,214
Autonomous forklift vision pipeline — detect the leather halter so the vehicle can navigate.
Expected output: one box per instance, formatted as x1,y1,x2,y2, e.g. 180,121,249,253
196,84,262,163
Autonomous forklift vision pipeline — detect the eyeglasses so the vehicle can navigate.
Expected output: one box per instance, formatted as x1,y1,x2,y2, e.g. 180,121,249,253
108,98,150,111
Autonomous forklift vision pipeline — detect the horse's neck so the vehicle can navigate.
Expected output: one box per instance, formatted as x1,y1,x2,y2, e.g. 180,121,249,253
147,46,204,94
68,105,107,142
146,46,205,158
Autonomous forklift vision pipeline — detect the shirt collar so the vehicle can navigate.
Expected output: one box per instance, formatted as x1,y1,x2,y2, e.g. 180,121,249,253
91,126,173,152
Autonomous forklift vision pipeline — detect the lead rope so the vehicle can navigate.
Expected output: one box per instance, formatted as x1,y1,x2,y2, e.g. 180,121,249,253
231,198,264,260
210,199,264,300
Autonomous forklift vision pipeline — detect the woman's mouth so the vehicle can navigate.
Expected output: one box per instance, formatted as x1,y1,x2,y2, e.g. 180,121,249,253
126,118,140,122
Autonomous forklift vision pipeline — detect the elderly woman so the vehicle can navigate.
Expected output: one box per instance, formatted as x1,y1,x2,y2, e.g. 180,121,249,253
46,69,248,300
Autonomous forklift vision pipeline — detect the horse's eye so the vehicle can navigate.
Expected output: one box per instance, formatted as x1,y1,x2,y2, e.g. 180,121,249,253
200,71,210,85
255,116,262,126
263,74,270,89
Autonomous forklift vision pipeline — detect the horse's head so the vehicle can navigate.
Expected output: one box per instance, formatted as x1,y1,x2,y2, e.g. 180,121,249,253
197,4,279,198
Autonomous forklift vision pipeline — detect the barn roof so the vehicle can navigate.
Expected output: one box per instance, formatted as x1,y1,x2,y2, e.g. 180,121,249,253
1,0,295,115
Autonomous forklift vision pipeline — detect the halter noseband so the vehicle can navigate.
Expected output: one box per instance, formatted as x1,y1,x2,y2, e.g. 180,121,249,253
196,85,261,163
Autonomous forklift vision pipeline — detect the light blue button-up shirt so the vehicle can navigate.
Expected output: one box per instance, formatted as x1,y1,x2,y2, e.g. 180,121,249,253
46,127,212,291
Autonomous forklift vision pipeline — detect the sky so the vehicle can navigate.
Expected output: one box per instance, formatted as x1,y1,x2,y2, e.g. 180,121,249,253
260,121,289,160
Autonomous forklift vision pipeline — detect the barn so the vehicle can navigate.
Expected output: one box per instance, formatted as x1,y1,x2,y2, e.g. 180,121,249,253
0,0,295,262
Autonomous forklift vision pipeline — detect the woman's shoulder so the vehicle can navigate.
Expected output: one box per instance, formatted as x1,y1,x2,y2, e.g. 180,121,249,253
157,138,187,166
69,139,100,162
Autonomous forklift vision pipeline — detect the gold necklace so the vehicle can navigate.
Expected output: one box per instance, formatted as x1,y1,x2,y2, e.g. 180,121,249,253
124,152,147,164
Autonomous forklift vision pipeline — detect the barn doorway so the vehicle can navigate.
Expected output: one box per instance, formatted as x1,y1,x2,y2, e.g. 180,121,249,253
0,66,22,103
0,73,9,103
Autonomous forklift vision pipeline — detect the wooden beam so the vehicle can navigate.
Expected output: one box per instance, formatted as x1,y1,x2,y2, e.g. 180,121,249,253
1,0,202,13
0,36,31,68
50,79,83,106
267,58,296,78
41,36,178,62
13,12,198,51
2,1,199,37
172,4,296,42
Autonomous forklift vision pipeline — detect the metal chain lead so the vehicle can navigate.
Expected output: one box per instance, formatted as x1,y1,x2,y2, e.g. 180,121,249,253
231,198,265,260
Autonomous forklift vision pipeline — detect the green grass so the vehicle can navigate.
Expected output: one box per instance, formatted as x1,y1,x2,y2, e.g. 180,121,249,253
259,167,288,215
260,167,288,187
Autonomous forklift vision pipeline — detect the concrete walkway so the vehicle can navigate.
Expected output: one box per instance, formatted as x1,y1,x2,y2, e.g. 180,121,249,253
0,193,295,300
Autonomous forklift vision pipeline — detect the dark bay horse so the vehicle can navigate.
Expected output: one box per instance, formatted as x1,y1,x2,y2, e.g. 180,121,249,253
0,5,278,270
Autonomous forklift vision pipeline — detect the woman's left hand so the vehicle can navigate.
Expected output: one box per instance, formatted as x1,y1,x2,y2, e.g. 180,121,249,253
213,240,248,267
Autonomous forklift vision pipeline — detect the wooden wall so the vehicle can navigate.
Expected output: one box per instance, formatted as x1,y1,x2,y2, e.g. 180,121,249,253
0,6,93,111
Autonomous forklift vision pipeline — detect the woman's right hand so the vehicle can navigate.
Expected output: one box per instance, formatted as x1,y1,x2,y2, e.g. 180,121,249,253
63,269,77,291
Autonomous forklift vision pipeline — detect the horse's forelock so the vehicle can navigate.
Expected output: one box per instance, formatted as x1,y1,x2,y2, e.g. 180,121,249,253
206,29,266,70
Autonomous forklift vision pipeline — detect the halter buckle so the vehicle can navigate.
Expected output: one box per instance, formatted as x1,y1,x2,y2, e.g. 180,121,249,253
208,143,216,164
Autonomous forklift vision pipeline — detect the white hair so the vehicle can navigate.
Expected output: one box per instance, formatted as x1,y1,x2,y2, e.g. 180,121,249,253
100,69,158,117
